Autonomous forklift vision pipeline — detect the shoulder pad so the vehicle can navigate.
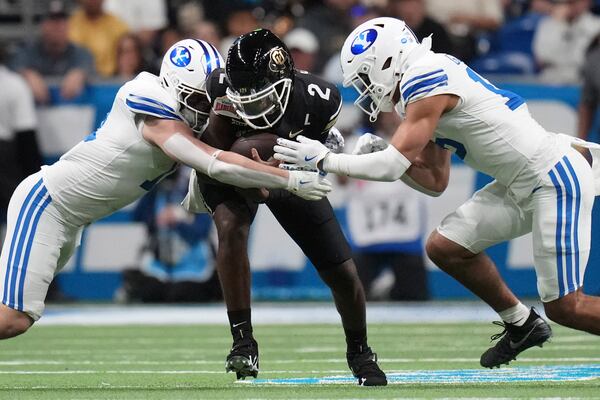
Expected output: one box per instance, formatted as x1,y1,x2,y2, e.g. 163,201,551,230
399,65,449,105
206,68,228,105
295,71,342,133
206,69,240,119
121,72,182,121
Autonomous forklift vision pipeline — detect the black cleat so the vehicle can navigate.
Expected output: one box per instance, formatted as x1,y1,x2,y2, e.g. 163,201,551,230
225,337,259,380
480,308,552,368
347,346,388,386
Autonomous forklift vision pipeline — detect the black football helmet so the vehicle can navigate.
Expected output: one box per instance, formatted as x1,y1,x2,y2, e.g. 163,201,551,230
225,29,294,130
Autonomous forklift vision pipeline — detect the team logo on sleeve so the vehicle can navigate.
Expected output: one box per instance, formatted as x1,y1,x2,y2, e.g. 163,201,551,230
170,46,192,67
351,29,378,55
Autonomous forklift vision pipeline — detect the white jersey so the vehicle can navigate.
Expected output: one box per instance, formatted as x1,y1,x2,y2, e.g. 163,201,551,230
396,53,566,200
0,65,36,140
41,72,183,225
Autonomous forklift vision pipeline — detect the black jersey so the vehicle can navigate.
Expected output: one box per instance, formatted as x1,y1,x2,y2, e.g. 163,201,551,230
206,68,341,143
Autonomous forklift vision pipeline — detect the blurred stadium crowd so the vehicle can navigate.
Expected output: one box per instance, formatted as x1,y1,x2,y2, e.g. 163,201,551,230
4,0,600,89
2,0,600,302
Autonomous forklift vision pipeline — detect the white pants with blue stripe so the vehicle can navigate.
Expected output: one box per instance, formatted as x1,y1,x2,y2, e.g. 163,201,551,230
0,172,82,320
438,149,594,302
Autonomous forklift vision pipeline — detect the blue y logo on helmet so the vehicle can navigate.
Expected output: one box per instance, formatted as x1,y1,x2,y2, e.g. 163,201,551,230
350,29,378,55
170,46,191,67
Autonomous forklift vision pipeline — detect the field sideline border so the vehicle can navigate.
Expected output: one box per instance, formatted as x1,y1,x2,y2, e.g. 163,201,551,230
38,301,543,325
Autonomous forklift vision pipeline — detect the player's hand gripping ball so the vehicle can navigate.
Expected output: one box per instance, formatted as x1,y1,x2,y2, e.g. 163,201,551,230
230,133,280,202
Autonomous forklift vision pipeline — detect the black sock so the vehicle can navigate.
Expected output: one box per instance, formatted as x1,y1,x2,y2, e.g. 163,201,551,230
228,309,253,341
344,327,368,353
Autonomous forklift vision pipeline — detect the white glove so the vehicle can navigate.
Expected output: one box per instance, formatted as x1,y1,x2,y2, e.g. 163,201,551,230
286,170,332,200
324,127,345,154
274,135,330,172
351,133,388,155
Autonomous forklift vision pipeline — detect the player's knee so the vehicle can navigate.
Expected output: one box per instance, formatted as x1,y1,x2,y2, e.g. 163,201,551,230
215,214,250,244
318,260,361,291
426,232,451,265
544,294,577,327
426,231,473,268
0,306,33,339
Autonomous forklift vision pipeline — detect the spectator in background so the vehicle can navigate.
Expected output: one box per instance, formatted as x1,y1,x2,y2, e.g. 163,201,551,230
219,7,260,56
297,0,356,74
532,0,556,14
11,1,94,103
114,34,151,80
322,4,383,82
177,1,205,37
152,26,182,72
69,0,129,77
426,0,504,32
342,112,429,301
192,20,222,49
284,28,319,72
577,34,600,140
425,0,504,60
388,0,454,55
533,0,600,84
506,0,555,18
103,0,167,48
0,42,41,230
264,4,297,39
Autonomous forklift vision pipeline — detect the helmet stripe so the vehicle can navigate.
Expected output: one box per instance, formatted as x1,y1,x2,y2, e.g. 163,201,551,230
193,39,213,75
207,43,222,69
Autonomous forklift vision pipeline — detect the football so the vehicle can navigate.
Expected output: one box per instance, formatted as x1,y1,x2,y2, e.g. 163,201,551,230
229,132,279,160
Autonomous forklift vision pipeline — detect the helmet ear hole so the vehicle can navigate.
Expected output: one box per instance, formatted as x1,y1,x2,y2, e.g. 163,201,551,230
381,57,392,71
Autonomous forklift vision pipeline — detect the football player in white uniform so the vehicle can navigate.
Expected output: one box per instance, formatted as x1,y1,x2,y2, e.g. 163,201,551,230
0,39,331,339
274,17,600,368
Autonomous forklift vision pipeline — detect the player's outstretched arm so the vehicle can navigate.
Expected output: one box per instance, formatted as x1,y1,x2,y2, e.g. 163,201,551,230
142,117,331,200
274,95,454,182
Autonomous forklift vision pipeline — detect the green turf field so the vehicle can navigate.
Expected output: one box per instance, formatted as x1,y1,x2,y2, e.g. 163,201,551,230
0,322,598,399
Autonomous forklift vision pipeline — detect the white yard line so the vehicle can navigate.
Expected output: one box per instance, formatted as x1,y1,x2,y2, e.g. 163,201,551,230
1,357,600,367
0,369,346,375
38,303,504,325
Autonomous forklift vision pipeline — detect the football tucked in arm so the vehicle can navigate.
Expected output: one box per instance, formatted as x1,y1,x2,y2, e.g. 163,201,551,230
229,133,279,161
229,132,280,202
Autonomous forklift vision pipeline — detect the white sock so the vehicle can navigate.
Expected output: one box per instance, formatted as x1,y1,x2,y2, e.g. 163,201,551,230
498,303,530,326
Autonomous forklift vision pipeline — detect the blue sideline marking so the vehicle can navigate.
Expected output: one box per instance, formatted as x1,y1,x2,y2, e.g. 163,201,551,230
249,364,600,385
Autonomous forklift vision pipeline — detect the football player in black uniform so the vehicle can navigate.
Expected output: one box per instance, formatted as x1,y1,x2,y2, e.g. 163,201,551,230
190,29,387,386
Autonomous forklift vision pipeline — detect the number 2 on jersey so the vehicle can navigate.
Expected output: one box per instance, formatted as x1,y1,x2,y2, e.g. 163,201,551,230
307,84,330,100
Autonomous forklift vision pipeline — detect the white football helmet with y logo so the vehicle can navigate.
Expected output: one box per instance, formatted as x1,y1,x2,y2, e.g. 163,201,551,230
159,39,224,132
340,17,432,122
